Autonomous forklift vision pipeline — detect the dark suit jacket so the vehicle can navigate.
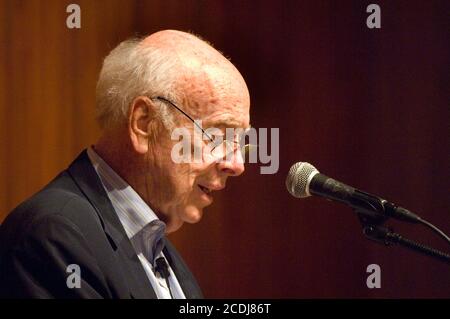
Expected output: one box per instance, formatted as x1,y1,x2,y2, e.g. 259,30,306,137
0,150,203,299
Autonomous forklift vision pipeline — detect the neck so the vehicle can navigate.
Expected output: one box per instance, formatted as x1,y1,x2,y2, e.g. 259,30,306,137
94,131,135,186
93,132,179,234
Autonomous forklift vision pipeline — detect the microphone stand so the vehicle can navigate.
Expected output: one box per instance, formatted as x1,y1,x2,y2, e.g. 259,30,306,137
356,212,450,264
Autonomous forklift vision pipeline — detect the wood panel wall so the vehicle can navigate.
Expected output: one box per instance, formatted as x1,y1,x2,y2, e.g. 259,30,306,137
1,0,449,298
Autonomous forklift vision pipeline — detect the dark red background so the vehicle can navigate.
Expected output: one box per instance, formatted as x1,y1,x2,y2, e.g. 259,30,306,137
1,0,449,298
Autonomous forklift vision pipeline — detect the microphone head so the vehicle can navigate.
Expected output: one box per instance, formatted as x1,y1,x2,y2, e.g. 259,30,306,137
286,162,319,198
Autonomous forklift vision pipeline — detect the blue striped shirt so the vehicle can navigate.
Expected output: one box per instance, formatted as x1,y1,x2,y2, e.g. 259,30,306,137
87,146,185,299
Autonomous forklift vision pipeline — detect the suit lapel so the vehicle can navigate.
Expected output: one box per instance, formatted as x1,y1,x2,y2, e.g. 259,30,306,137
163,238,204,299
67,150,157,299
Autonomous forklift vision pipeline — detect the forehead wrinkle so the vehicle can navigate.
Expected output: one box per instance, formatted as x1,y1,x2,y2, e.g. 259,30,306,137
143,31,250,131
205,119,240,128
202,116,250,130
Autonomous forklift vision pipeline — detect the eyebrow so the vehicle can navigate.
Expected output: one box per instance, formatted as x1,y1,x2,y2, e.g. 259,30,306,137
204,117,251,130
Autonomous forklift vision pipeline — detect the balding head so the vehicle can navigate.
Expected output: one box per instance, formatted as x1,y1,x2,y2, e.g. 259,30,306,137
94,30,250,233
141,30,234,71
96,30,249,130
140,30,250,125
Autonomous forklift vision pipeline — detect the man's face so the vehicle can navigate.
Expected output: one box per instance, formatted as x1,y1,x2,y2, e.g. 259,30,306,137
146,77,250,232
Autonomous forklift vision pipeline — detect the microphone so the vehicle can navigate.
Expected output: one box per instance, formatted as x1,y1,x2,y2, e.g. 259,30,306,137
155,257,171,279
155,256,174,298
286,162,421,223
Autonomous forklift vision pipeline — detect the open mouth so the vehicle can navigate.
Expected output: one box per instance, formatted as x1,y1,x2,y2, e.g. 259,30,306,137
198,185,212,195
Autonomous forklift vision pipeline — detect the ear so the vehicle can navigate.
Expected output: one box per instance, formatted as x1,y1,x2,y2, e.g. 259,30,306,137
128,96,157,154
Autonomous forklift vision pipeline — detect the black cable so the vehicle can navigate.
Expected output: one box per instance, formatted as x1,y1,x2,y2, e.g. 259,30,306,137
155,257,174,299
364,225,450,264
385,230,450,264
418,217,450,245
164,277,174,299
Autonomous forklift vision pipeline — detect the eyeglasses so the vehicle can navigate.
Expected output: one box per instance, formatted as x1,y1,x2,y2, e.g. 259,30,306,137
152,96,251,160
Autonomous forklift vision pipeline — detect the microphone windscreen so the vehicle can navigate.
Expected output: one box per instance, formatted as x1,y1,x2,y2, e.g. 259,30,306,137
286,162,319,198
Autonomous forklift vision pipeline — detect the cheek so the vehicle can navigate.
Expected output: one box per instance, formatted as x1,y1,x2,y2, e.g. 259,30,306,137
169,164,198,193
175,163,212,200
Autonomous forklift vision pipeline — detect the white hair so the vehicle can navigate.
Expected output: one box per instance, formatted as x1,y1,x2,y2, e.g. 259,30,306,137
95,38,180,129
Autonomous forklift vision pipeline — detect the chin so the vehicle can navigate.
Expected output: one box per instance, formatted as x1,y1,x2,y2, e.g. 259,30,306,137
182,205,204,224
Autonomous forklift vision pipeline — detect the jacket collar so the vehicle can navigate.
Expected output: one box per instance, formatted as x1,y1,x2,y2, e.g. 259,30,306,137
66,149,203,299
67,149,157,298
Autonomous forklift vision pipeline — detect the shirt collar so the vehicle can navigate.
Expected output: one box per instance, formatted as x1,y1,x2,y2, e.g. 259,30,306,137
87,146,166,263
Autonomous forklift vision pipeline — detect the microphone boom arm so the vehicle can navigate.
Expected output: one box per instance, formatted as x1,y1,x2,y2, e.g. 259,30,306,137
355,209,450,264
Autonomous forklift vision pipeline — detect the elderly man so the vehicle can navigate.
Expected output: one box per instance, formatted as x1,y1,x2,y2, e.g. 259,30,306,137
0,30,250,298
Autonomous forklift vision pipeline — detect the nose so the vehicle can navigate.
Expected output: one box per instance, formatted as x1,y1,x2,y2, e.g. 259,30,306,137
216,149,245,176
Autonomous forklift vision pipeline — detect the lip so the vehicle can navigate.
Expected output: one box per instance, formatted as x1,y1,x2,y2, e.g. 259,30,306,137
198,185,210,194
198,184,225,192
198,185,214,203
197,183,226,203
